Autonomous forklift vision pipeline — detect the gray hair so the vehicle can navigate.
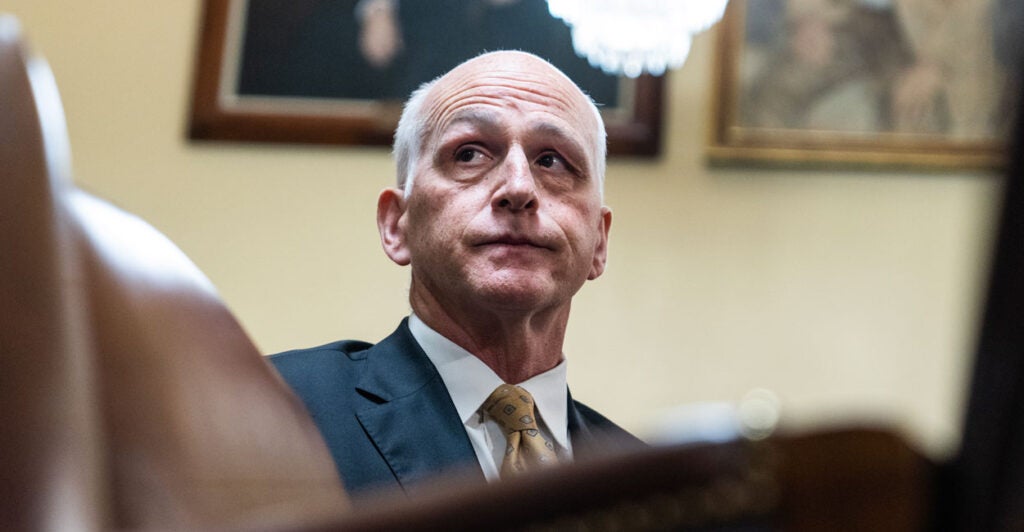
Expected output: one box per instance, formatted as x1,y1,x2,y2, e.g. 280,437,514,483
393,77,439,197
391,54,608,198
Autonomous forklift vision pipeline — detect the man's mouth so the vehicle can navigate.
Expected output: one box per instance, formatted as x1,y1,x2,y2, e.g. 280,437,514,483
476,235,553,250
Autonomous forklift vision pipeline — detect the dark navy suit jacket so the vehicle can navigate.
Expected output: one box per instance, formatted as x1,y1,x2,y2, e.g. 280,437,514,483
270,319,640,497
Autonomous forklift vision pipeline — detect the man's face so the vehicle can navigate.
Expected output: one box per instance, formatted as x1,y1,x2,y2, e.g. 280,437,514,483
387,53,611,315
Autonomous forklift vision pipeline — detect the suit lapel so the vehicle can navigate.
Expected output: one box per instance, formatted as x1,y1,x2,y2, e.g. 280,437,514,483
354,320,483,491
568,388,646,458
567,388,598,456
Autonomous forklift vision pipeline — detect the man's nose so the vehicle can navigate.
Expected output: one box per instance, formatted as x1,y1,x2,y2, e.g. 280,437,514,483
493,147,538,212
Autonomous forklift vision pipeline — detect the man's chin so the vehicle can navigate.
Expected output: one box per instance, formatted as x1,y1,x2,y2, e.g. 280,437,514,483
470,277,560,312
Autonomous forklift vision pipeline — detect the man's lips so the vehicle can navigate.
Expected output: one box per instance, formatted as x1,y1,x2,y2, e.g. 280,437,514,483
474,235,554,250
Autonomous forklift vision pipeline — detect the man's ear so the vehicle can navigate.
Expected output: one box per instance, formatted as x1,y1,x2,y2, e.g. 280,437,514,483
377,187,411,266
587,206,612,280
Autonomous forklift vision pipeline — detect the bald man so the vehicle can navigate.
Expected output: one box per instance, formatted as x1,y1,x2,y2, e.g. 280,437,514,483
271,51,639,498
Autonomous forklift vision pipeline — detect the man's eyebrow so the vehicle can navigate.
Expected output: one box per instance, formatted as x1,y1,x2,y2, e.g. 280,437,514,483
530,122,587,152
529,121,591,170
438,109,502,137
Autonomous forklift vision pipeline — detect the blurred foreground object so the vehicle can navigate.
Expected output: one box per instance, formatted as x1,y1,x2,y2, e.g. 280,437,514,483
647,389,782,447
0,15,346,529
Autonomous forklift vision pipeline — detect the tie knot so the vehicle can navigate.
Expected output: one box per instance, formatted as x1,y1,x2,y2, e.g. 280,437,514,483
483,384,540,433
483,383,560,476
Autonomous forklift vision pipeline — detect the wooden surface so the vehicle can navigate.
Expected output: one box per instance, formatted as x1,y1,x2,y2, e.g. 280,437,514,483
276,428,931,531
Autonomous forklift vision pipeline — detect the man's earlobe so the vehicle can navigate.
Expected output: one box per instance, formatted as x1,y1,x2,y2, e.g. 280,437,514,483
377,188,411,266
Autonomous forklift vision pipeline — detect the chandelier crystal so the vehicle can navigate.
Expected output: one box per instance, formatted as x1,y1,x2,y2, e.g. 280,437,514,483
547,0,729,78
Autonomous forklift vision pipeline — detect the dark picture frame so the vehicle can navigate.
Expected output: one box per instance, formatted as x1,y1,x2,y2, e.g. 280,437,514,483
707,0,1015,169
188,0,664,156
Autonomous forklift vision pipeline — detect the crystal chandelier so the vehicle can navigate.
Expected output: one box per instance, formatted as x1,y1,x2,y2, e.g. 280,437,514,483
547,0,729,78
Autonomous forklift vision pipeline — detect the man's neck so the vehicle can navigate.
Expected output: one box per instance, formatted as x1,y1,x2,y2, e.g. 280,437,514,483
409,285,570,384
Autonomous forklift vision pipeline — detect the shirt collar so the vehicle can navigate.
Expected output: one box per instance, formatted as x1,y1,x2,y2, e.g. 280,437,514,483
408,313,571,450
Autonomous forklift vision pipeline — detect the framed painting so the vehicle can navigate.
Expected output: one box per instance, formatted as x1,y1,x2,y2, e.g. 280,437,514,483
188,0,664,156
708,0,1018,169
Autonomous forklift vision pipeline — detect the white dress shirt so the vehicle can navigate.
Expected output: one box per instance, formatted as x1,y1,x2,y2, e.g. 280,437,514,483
408,313,573,481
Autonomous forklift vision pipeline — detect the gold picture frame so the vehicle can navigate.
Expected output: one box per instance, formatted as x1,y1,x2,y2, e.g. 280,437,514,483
708,0,1014,169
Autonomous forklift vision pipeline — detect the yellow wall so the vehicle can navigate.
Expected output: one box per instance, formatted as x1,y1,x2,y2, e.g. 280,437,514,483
7,1,1003,457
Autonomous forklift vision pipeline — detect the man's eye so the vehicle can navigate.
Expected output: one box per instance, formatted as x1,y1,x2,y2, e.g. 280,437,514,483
537,153,566,169
456,148,482,162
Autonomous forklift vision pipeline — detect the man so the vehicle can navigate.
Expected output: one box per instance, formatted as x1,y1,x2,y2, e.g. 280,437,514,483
271,51,638,498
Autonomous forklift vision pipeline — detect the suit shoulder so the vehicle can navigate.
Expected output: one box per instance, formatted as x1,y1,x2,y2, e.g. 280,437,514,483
267,339,376,394
269,339,374,364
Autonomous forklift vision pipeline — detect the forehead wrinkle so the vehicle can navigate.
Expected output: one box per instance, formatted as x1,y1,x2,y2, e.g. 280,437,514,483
429,88,589,142
464,75,580,113
426,69,587,124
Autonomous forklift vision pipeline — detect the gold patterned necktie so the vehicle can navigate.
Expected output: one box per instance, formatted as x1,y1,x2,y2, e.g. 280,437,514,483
483,384,560,477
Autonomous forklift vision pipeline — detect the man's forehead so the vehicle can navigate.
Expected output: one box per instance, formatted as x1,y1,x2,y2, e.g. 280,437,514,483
427,53,592,116
444,51,567,85
421,54,598,141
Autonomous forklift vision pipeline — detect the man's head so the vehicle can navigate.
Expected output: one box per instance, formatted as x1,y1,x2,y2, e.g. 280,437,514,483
378,51,611,321
393,51,608,198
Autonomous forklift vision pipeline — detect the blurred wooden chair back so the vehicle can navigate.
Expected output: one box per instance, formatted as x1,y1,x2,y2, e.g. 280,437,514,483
0,16,346,530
